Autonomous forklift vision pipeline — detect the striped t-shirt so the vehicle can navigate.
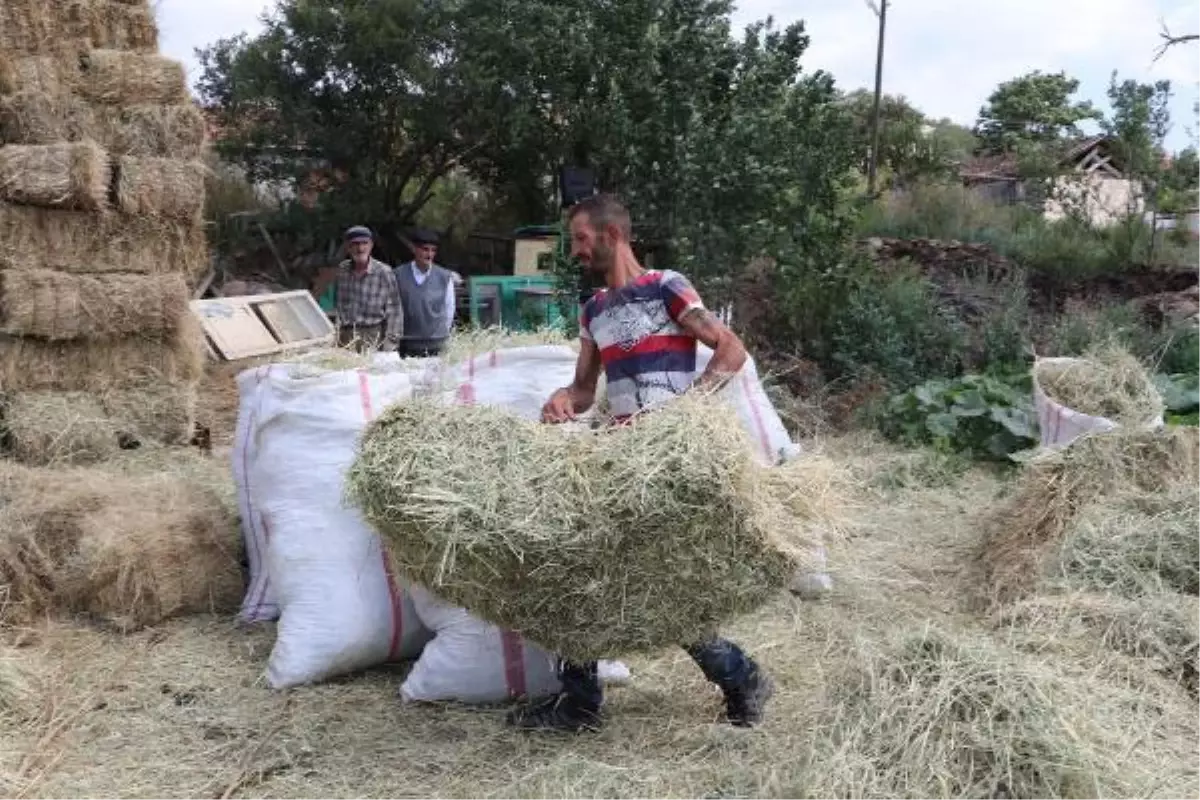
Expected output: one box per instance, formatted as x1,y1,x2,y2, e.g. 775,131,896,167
580,270,704,419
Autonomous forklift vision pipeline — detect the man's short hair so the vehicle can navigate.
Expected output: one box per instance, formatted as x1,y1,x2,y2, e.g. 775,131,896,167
568,194,632,241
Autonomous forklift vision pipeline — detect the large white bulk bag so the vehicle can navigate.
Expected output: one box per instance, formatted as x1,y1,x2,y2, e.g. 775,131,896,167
442,344,581,417
232,364,279,624
247,357,432,688
696,345,801,466
1033,356,1164,449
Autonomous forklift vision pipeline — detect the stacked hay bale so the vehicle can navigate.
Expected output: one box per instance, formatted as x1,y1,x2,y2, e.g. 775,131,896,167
0,0,208,465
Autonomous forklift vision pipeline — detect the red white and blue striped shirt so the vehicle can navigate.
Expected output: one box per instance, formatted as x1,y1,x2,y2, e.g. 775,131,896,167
579,270,704,420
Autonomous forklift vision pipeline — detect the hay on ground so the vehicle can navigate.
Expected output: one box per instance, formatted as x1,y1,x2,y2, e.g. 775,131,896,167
2,384,198,466
800,627,1196,799
0,312,207,392
79,50,187,106
0,269,189,340
0,456,242,631
0,141,110,211
1,94,205,159
0,202,207,277
0,650,37,721
348,394,837,661
979,426,1199,603
115,156,205,220
1036,342,1164,423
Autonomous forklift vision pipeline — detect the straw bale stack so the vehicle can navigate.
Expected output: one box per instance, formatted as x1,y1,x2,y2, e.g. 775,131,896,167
0,1,210,462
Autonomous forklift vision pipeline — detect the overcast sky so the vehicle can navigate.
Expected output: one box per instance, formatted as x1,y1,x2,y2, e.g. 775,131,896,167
157,0,1200,151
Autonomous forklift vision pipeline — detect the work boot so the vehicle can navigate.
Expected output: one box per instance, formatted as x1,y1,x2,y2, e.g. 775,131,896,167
505,693,602,733
724,668,774,727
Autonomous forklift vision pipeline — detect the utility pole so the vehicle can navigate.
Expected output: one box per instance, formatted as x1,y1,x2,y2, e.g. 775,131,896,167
866,0,888,196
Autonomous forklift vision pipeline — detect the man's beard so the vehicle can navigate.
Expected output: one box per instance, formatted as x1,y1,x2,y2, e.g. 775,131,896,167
590,243,615,273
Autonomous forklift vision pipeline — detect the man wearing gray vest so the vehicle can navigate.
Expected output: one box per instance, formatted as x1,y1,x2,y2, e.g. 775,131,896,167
394,228,455,357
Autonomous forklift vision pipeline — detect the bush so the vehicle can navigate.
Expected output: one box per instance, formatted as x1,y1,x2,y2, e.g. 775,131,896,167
829,269,966,389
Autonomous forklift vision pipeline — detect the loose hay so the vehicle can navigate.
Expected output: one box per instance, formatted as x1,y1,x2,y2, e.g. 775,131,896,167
0,202,207,277
0,455,242,631
440,326,574,366
0,650,36,721
348,394,822,661
1,94,205,159
0,0,154,54
3,384,198,465
1036,342,1164,424
0,141,109,211
0,269,189,340
980,426,1199,602
0,311,206,392
115,156,205,220
79,50,187,106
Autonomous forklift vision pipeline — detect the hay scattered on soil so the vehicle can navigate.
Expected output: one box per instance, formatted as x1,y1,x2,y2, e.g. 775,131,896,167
3,384,198,465
0,202,207,277
0,311,206,392
0,141,109,211
115,156,205,220
1036,342,1164,423
349,394,835,661
801,627,1196,799
79,50,187,106
0,269,189,340
1,95,205,159
0,650,36,721
0,454,242,631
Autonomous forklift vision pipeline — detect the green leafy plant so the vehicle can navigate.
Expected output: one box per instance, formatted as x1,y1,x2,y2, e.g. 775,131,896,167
878,373,1038,460
1156,372,1200,426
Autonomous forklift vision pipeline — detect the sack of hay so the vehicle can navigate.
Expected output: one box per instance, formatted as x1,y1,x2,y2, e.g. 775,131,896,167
1033,344,1165,448
0,141,110,211
0,269,189,341
79,50,187,106
348,394,808,662
0,202,208,277
0,454,243,631
2,383,197,466
115,156,205,220
0,310,206,392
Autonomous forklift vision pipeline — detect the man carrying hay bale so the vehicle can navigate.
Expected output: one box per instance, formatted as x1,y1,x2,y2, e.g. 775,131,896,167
506,194,774,733
334,225,402,353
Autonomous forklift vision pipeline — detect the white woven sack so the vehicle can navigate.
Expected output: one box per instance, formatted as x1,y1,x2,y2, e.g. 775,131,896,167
1033,356,1163,449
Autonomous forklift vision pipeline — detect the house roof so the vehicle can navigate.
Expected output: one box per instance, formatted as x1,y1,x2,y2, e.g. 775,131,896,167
960,135,1119,182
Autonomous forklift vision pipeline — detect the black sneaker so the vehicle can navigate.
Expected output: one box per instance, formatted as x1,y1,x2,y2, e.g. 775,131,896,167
724,669,774,727
505,693,602,733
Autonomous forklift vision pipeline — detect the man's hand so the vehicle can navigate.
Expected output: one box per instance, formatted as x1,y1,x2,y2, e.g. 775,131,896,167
542,387,576,423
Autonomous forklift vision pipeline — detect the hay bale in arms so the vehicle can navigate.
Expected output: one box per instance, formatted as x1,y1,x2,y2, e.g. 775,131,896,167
79,50,187,106
800,627,1197,798
3,384,197,466
0,269,189,340
0,311,206,392
115,156,205,220
0,142,110,211
0,202,207,276
0,456,242,631
348,394,829,661
980,426,1198,602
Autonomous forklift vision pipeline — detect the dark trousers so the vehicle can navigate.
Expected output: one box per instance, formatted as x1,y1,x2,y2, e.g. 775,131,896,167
560,637,753,712
337,323,383,353
398,339,446,358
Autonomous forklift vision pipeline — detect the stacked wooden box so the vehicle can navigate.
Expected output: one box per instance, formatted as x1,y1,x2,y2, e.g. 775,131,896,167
0,0,208,464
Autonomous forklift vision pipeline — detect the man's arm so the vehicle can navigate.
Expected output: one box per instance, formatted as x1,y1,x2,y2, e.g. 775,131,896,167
677,307,748,392
444,277,456,336
544,338,603,421
383,272,404,346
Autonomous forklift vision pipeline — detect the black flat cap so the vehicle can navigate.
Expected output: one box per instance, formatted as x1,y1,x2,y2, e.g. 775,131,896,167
410,228,439,246
344,225,374,242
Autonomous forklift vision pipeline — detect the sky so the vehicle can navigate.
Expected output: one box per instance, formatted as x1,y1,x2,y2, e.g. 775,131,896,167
157,0,1200,152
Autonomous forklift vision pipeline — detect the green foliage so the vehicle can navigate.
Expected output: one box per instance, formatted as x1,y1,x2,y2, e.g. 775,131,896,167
878,373,1038,460
975,71,1101,154
828,270,966,389
1156,373,1200,426
1159,147,1199,213
1155,325,1200,375
840,91,970,187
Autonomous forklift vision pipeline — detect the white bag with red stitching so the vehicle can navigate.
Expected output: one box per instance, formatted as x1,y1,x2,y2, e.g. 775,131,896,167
233,364,279,624
245,355,433,689
1033,356,1164,449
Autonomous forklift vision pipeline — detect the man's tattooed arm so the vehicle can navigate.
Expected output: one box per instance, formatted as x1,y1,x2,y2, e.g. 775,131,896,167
677,307,748,392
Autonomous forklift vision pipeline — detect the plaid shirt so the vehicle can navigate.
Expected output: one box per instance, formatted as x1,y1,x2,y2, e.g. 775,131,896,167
335,258,403,344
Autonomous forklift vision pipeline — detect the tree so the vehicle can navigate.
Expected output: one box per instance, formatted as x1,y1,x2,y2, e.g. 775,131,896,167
1103,73,1172,262
975,71,1101,154
1160,147,1199,213
842,91,969,186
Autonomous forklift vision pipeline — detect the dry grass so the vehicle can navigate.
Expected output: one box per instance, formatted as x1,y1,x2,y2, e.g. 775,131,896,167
0,55,74,97
0,269,189,341
0,310,207,392
1,96,206,160
75,0,158,53
441,326,575,366
115,156,206,221
0,448,242,632
1036,343,1165,424
0,142,109,211
0,202,208,277
349,395,838,661
2,384,198,465
79,50,188,106
0,0,154,55
979,426,1199,602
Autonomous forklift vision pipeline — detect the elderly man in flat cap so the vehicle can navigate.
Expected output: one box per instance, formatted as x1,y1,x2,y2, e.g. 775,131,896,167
334,225,403,352
394,228,456,358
